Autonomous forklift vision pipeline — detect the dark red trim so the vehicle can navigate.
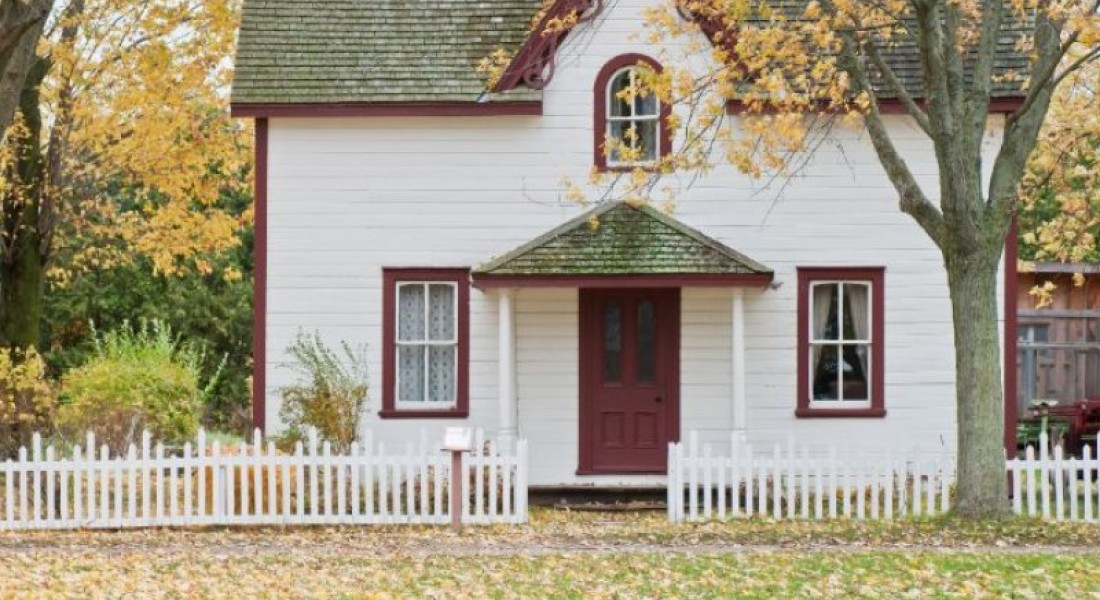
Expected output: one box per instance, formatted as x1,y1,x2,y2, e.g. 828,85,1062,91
726,97,1025,116
794,408,887,418
252,118,269,431
380,268,470,419
473,273,773,289
796,267,886,418
230,102,542,119
1004,218,1019,454
578,289,680,474
493,0,608,93
675,4,738,54
593,54,674,172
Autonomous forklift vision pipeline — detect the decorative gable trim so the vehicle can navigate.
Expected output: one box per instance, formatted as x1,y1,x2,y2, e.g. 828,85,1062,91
492,0,609,93
675,3,738,54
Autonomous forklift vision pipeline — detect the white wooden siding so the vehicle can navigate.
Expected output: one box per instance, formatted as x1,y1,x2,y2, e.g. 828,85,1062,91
263,0,1005,485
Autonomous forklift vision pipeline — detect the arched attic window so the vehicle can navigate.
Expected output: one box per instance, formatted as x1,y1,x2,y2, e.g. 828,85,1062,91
593,54,672,171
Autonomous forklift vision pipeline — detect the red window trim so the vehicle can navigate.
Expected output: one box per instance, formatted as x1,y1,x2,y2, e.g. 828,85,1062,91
380,268,470,419
796,267,886,418
593,54,673,173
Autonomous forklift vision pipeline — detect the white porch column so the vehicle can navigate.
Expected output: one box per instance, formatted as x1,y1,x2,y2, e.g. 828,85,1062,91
731,289,747,436
498,289,518,449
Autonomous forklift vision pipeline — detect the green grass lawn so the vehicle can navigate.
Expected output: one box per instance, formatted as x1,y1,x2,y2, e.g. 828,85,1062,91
359,552,1096,599
2,546,1095,599
1,510,1098,599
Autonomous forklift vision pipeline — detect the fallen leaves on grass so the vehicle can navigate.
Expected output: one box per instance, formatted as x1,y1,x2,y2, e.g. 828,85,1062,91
0,510,1097,598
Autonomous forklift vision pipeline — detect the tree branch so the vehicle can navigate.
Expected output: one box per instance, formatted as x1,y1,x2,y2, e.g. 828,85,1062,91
942,2,966,125
831,14,945,246
986,5,1063,236
864,39,933,135
965,0,1006,146
911,0,956,143
1051,46,1100,90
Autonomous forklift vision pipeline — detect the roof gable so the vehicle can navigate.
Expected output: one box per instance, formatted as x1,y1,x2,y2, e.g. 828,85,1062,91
474,201,773,278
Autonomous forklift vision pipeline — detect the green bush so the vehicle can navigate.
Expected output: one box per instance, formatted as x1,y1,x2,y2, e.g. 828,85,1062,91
279,331,368,454
45,185,254,433
58,320,220,453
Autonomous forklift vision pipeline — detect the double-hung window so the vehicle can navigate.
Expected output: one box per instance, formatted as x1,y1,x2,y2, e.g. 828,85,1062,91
797,268,885,417
381,269,469,417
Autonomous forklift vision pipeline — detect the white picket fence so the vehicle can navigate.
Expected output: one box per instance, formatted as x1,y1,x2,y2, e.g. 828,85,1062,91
668,432,954,522
0,428,528,530
670,431,1100,522
1008,432,1100,522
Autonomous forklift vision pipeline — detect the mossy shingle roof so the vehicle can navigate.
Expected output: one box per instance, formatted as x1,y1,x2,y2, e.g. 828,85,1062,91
232,0,542,105
231,0,1029,105
747,1,1030,99
474,202,772,276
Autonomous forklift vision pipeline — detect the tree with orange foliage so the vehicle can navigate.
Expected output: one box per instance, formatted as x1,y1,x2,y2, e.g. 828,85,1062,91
559,0,1100,516
0,0,249,349
1020,60,1099,271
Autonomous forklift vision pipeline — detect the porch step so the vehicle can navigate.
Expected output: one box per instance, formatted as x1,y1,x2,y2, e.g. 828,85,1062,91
529,487,667,511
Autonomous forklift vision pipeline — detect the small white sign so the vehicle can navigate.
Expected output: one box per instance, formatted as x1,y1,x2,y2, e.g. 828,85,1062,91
442,427,473,452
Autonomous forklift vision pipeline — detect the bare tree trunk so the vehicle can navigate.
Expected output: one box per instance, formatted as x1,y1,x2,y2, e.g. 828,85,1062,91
0,57,46,349
0,0,51,141
0,214,43,349
945,244,1011,518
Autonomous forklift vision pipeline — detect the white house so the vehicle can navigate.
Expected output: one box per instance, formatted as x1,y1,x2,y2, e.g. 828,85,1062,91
231,0,1021,487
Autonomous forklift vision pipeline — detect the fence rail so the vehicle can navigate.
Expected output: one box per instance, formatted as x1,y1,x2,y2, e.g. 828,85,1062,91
0,428,527,530
670,431,1100,522
668,432,953,522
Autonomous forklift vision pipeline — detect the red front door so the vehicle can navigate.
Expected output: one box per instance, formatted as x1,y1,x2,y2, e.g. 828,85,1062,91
579,289,680,474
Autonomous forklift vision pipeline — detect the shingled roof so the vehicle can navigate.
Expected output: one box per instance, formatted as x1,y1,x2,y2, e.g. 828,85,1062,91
754,1,1031,99
473,202,773,280
231,0,1029,106
232,0,542,105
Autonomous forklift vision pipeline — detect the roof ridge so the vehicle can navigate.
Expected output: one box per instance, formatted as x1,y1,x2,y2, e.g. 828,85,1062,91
630,203,773,274
474,201,621,274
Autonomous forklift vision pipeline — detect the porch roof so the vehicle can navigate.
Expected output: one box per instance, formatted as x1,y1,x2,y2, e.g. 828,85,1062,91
472,202,773,288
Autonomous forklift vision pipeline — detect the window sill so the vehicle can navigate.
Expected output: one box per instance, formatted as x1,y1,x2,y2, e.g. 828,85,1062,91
597,163,663,174
795,407,886,419
378,408,469,420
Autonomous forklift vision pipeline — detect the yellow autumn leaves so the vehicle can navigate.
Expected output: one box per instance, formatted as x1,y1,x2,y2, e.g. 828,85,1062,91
18,0,250,284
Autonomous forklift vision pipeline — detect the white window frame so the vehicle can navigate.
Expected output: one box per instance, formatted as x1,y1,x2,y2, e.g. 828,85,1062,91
808,280,873,409
605,66,662,168
394,281,459,410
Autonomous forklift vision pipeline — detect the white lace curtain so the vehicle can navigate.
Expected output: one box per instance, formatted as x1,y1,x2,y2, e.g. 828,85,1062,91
397,283,456,403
